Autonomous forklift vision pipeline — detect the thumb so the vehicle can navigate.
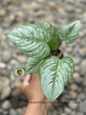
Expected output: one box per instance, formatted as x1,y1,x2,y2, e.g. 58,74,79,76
23,74,32,86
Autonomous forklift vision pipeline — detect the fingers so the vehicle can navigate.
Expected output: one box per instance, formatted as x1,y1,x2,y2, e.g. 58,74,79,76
23,74,32,86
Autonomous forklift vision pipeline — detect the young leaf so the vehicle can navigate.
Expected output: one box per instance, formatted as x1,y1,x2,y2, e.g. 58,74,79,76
26,57,45,74
59,20,80,44
44,21,61,50
6,24,51,58
39,56,75,103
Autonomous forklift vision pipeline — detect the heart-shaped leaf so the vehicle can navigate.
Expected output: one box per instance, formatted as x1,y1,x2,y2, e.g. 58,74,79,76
59,20,80,44
26,57,45,74
44,21,61,50
39,56,75,103
6,24,51,58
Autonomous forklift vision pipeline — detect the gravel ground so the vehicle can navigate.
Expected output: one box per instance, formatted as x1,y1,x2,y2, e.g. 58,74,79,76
0,0,86,115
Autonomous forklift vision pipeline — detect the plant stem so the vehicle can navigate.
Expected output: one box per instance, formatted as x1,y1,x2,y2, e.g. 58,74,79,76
58,51,63,59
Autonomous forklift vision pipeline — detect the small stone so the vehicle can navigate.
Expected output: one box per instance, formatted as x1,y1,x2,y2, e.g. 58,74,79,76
75,66,80,72
80,60,86,75
6,5,14,11
69,91,77,99
22,107,26,113
16,108,23,115
61,114,66,115
12,88,21,97
53,110,57,115
2,51,12,62
70,84,78,91
65,5,74,12
83,12,86,18
0,62,6,69
79,48,86,57
9,108,17,115
10,72,15,82
2,100,11,109
83,80,86,87
3,110,9,115
79,31,85,38
0,87,2,94
0,86,11,100
29,1,40,11
0,77,10,87
79,100,86,113
73,73,83,84
13,80,22,88
73,72,80,79
71,57,80,65
9,59,18,66
66,47,72,53
10,97,19,109
17,55,28,63
76,112,84,115
77,93,86,100
0,9,6,16
64,107,72,114
68,101,78,109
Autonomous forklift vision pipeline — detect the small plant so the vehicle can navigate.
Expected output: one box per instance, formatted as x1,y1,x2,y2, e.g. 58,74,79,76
6,20,80,104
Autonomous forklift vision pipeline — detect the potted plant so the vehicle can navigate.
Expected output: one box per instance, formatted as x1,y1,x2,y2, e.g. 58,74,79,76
6,20,80,104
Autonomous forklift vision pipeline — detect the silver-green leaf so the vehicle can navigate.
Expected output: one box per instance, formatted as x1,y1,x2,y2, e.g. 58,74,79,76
39,56,75,103
6,24,51,58
44,21,61,50
59,20,80,44
26,57,45,74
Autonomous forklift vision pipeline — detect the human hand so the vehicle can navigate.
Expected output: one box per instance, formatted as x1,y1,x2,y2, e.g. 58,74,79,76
21,74,51,113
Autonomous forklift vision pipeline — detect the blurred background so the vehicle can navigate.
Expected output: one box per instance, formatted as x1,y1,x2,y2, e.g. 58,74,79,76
0,0,86,115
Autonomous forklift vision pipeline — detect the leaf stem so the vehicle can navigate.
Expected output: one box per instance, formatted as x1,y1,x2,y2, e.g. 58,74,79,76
58,51,63,59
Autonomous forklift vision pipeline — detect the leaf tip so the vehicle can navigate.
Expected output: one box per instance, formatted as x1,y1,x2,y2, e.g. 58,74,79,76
5,33,8,36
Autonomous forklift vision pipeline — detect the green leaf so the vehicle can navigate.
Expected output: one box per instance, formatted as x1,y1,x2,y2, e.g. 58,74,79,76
59,20,80,44
6,24,51,58
44,21,61,50
39,56,75,103
26,57,45,74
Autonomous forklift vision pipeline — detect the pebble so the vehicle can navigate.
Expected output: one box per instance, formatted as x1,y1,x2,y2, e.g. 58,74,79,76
79,100,86,113
12,88,21,97
68,101,78,109
80,60,86,75
13,80,22,88
9,59,18,66
0,62,6,69
70,84,78,91
53,110,58,115
75,66,80,72
76,112,84,115
0,9,6,16
79,48,86,57
17,55,28,63
77,93,86,101
69,91,77,99
1,51,12,62
9,108,17,115
71,56,80,65
16,108,23,115
79,31,85,38
0,77,10,87
64,107,72,114
73,72,83,84
2,100,12,109
0,86,11,100
83,80,86,87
